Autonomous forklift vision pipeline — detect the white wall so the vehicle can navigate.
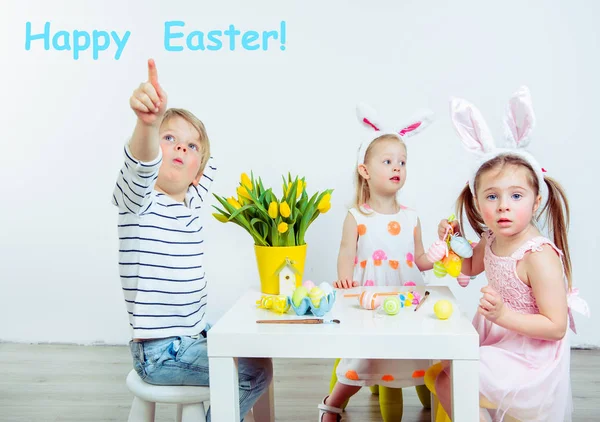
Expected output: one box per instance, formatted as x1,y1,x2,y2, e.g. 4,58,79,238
1,0,598,347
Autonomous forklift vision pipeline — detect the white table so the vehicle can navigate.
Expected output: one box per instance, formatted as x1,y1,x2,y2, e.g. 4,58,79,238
208,285,479,421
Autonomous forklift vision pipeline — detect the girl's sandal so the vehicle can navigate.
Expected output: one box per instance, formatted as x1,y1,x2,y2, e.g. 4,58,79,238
318,395,343,421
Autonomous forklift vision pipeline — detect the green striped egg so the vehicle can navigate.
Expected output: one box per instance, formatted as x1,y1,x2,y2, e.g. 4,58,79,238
433,261,447,278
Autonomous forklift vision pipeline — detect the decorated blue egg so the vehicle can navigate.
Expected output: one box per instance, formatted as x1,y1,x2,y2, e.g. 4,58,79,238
450,235,473,258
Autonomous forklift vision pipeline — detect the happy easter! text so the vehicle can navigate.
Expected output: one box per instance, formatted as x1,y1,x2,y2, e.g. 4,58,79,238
24,20,288,60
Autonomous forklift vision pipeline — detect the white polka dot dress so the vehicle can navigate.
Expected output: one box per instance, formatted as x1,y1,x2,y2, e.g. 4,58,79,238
336,204,429,388
351,204,425,287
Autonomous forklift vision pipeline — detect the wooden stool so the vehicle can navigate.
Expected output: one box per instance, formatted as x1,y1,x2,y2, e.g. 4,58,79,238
126,370,210,422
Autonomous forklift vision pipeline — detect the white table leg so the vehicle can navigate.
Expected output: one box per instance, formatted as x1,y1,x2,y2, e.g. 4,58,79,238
252,379,275,422
209,357,240,421
451,359,479,422
429,360,437,422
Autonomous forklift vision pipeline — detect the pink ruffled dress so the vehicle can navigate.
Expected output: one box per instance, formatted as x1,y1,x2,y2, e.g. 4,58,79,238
474,230,587,422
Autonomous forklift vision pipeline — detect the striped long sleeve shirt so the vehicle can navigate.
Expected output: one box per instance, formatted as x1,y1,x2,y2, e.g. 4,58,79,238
112,144,216,339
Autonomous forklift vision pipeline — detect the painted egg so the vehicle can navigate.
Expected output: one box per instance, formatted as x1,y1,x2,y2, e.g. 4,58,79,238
442,252,462,278
303,280,316,290
433,261,447,278
426,240,448,262
383,297,401,315
434,300,453,320
319,282,334,296
450,236,473,258
457,273,470,287
292,286,308,307
359,291,384,310
308,287,325,307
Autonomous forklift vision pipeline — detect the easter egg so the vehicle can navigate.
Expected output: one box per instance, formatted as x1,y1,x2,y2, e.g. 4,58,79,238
434,300,453,320
319,282,334,296
457,273,470,288
383,297,401,315
359,291,384,310
426,240,448,262
308,287,325,307
450,235,473,258
442,252,462,278
433,261,447,278
303,280,316,290
292,286,308,307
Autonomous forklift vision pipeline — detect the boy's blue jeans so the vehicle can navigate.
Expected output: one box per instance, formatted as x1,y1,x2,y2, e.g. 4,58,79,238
129,327,273,422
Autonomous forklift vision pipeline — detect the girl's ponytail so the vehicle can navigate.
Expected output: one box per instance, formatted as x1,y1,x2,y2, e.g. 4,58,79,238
541,176,572,289
456,183,486,237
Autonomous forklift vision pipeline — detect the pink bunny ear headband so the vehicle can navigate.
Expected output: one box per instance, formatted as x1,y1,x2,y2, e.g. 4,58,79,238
450,85,548,209
356,102,435,165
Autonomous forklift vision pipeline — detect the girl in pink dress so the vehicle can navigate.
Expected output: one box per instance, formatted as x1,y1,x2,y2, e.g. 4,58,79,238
430,86,589,422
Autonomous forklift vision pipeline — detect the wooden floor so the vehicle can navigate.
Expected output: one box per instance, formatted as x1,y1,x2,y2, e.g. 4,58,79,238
0,343,597,421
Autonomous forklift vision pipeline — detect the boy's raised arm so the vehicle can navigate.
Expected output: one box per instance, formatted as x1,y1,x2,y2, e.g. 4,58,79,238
128,58,168,162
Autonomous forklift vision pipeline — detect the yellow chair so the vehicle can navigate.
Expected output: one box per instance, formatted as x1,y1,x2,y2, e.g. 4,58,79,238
423,362,520,422
329,358,431,421
423,362,451,422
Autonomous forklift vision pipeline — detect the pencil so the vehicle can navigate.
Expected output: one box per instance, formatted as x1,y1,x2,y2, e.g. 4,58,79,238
414,291,430,312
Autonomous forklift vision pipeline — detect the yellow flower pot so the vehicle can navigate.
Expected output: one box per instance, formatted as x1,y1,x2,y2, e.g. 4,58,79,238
254,244,307,295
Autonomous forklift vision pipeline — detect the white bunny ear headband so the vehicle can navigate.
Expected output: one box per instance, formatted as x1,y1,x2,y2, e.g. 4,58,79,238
450,85,548,208
356,102,435,165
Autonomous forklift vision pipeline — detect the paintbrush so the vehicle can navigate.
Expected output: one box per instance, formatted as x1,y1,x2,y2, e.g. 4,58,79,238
414,291,430,312
256,318,340,324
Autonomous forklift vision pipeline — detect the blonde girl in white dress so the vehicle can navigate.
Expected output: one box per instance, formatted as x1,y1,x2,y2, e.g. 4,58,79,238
319,103,435,422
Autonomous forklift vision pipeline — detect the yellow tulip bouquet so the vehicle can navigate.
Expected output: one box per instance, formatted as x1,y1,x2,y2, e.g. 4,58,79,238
212,173,333,247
